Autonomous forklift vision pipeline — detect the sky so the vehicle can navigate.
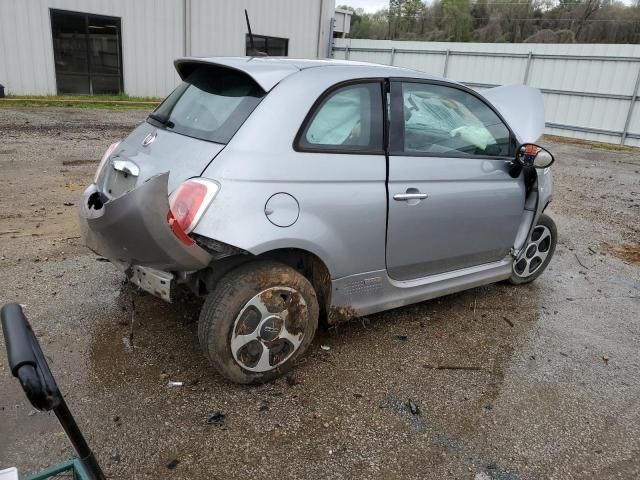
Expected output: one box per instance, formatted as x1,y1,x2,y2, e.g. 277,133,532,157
340,0,390,12
340,0,635,13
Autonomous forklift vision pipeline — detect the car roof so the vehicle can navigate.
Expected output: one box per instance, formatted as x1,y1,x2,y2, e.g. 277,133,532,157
174,56,442,92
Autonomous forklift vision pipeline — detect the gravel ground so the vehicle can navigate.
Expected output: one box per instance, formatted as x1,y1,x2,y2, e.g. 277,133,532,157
0,107,639,480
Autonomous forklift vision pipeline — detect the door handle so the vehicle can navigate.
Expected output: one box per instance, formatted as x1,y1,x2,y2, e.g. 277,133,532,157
393,192,428,201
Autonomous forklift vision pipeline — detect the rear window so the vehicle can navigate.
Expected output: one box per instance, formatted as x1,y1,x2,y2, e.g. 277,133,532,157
148,65,265,144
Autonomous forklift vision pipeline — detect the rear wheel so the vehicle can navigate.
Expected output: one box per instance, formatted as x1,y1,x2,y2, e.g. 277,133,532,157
509,213,557,285
198,260,319,384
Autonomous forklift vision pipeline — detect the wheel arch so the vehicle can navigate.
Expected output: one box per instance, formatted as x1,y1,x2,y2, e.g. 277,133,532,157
193,247,333,323
257,248,332,323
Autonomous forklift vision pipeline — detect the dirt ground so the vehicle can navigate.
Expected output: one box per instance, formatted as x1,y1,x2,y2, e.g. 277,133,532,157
0,107,639,480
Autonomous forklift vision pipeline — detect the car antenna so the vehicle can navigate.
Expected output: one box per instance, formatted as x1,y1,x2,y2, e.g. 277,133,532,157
245,9,267,57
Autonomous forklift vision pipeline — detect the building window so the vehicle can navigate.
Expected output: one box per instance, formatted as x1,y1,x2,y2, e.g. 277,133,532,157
50,9,123,95
245,34,288,56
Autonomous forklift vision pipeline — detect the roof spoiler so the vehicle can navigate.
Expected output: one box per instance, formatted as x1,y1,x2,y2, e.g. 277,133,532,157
174,57,299,92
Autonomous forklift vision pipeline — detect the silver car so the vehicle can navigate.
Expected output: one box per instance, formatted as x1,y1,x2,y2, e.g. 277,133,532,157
79,57,556,384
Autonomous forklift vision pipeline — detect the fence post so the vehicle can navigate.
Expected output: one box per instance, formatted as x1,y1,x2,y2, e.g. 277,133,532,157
390,47,395,66
345,45,350,60
621,63,640,145
443,49,450,78
523,51,533,84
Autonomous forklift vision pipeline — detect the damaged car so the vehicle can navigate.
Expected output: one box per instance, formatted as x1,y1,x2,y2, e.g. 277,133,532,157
79,57,556,384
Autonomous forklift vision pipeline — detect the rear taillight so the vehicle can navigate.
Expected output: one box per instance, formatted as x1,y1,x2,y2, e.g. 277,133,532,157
168,178,219,244
94,141,121,183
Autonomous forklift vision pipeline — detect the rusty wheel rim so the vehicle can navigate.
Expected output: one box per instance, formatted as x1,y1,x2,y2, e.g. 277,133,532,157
230,287,307,372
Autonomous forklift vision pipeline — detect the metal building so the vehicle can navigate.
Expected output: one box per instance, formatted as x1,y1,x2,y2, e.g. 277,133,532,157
0,0,336,97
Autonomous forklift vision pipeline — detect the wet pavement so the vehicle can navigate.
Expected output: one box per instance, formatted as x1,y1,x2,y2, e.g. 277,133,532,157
0,107,639,479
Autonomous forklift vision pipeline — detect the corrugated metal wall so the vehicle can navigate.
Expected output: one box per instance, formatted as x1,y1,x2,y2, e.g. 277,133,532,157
333,39,640,146
190,0,333,59
0,0,333,97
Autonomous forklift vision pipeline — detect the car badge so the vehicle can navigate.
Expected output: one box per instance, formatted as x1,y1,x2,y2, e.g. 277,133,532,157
142,131,157,147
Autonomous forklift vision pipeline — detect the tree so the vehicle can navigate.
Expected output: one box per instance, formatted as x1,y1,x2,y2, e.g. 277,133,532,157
575,0,602,40
335,0,640,44
440,0,473,41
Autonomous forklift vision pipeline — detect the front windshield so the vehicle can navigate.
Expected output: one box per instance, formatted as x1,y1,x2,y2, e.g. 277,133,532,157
148,65,265,144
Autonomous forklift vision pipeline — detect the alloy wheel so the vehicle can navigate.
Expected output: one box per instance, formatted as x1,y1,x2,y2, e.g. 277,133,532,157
230,287,308,372
513,225,553,278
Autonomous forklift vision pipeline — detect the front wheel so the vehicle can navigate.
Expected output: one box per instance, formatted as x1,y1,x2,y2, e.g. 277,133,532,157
509,213,557,285
198,260,319,384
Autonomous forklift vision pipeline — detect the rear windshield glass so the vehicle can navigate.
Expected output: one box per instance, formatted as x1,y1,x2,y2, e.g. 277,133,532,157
147,65,265,144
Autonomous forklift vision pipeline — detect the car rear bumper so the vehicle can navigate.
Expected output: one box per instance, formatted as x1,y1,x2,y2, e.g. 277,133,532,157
78,172,213,272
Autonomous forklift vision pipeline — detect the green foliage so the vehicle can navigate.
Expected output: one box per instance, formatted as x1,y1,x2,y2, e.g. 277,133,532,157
440,0,473,41
1,95,160,110
339,0,640,43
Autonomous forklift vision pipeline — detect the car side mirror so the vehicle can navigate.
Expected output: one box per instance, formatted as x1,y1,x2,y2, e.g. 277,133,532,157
516,143,554,169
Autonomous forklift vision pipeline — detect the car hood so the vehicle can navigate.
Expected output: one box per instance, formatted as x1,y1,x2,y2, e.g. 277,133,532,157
481,85,545,144
98,121,224,197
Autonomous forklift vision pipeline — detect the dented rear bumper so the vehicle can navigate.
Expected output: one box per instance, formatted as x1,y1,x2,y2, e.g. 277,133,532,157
78,172,213,272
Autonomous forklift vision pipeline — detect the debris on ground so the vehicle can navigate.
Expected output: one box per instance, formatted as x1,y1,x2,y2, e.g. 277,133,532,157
407,399,421,416
422,364,482,371
167,381,184,387
502,317,514,328
207,412,225,426
602,355,609,364
166,459,180,470
395,335,408,341
320,345,331,351
382,395,425,432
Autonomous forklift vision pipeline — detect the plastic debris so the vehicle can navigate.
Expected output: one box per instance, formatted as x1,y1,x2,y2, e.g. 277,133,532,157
407,399,421,416
167,381,183,387
320,345,330,351
207,412,225,426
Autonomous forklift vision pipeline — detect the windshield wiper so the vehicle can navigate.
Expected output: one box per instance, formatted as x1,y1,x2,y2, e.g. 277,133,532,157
148,113,174,129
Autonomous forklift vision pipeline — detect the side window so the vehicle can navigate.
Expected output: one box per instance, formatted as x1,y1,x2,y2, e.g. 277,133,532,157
398,82,512,157
297,82,383,153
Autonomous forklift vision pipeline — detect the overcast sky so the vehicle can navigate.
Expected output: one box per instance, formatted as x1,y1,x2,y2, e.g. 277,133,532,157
341,0,634,13
341,0,389,12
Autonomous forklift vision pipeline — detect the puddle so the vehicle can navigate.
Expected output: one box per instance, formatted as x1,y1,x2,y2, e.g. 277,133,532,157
88,288,204,388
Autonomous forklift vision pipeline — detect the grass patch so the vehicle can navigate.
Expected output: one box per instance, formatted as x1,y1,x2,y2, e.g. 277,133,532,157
0,94,161,110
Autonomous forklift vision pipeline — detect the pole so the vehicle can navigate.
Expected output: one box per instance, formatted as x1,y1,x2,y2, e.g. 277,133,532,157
621,63,640,145
54,398,106,479
245,9,255,54
523,51,533,84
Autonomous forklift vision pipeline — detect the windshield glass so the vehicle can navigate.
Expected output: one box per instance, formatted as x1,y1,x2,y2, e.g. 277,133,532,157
148,65,265,144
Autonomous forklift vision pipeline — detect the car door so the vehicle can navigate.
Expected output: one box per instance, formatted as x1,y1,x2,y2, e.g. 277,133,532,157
386,79,526,281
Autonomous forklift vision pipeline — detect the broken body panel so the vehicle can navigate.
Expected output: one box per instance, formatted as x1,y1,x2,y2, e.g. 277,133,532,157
79,172,212,272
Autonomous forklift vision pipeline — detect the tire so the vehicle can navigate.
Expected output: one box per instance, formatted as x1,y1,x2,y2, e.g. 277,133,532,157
198,260,319,384
509,213,557,285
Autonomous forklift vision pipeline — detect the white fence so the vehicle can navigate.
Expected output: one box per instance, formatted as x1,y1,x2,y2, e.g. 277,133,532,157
332,39,640,147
